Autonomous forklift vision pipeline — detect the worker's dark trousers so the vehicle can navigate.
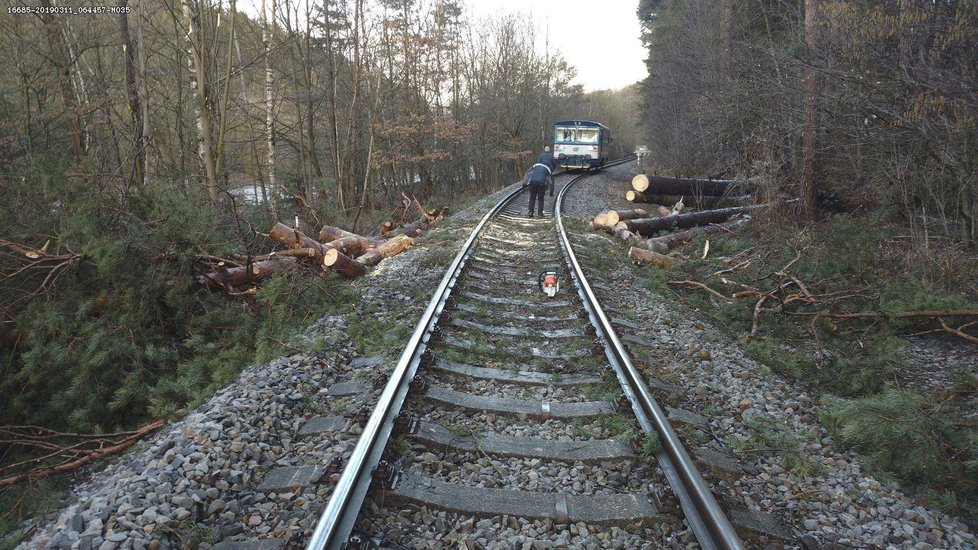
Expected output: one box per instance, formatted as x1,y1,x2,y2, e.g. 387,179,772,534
528,183,546,216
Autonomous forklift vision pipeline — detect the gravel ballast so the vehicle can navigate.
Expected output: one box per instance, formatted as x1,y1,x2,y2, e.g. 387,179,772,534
18,165,976,549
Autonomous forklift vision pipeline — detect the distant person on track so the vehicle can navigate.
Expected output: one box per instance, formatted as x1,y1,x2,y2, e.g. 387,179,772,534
522,158,554,218
538,146,556,171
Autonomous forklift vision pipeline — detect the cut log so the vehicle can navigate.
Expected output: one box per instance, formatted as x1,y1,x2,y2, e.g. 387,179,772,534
606,209,647,226
323,235,380,258
642,219,748,254
357,235,415,267
319,225,359,243
196,257,297,290
631,174,650,193
270,223,328,257
626,190,751,209
623,205,764,236
265,247,321,259
612,222,638,242
628,247,676,268
402,215,430,238
592,212,615,231
655,205,672,217
369,219,395,238
323,249,367,278
631,174,746,196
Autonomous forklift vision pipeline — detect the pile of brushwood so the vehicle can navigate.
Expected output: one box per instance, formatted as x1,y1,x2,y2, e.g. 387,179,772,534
195,194,445,293
645,211,978,522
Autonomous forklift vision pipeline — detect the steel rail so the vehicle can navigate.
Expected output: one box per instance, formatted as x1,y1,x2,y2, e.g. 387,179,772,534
306,179,538,550
555,168,744,550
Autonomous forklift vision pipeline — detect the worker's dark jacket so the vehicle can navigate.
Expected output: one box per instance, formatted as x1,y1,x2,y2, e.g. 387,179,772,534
537,151,556,171
526,163,552,185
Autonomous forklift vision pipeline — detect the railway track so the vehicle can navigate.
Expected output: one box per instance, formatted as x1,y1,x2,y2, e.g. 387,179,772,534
307,161,743,549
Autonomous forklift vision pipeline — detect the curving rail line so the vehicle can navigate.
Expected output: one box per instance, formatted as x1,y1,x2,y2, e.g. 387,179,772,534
306,159,743,549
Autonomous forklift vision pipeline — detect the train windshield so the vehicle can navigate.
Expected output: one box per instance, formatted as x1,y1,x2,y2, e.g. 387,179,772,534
556,126,600,143
576,129,599,143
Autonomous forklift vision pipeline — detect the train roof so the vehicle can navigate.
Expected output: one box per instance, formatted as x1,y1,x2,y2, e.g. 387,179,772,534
554,120,609,130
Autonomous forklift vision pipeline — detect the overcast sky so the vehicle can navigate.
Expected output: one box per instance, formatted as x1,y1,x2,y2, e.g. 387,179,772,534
465,0,648,92
239,0,648,92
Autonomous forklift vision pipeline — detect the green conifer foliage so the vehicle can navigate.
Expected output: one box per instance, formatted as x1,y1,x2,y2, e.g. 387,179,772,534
1,166,351,433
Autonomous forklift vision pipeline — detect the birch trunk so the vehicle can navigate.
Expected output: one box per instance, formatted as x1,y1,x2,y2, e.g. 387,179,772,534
262,0,277,217
118,2,146,186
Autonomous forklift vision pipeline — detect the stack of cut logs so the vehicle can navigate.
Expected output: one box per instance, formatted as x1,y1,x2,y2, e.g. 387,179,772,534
591,173,757,267
197,195,445,292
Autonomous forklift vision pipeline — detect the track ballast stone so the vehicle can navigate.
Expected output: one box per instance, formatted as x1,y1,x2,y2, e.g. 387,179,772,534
563,161,977,548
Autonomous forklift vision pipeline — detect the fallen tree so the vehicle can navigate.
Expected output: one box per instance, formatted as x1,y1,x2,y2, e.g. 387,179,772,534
623,204,765,236
272,223,331,258
666,247,978,348
195,257,297,290
357,235,415,267
402,206,448,238
631,174,747,196
628,247,676,268
641,219,749,254
198,195,442,292
626,190,752,209
323,249,367,278
605,209,648,225
0,419,166,488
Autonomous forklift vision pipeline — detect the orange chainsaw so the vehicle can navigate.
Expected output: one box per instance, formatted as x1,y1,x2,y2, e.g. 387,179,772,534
538,270,560,298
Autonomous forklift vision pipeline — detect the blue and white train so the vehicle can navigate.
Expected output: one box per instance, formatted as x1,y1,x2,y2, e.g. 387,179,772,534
553,120,612,170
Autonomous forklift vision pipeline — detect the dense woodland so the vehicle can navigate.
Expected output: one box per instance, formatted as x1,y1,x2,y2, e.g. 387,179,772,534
636,0,978,520
638,0,977,241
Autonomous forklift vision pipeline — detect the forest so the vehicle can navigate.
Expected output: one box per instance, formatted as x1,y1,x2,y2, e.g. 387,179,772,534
0,0,639,433
636,0,978,521
637,0,977,238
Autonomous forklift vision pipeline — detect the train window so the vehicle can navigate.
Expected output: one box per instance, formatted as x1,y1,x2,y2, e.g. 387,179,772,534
559,128,574,141
577,129,599,143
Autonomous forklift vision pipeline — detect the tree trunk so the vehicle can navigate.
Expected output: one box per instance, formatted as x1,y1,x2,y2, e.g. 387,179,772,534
40,0,84,162
592,213,615,231
262,0,277,217
801,0,821,215
627,190,751,209
118,2,145,186
628,247,676,268
611,222,638,242
135,0,151,184
269,222,328,257
623,205,763,236
322,235,380,258
196,257,297,289
212,0,238,187
402,215,431,238
319,224,359,243
183,0,219,201
641,219,748,254
323,249,366,278
605,209,647,225
631,174,746,196
357,235,414,267
369,219,395,238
